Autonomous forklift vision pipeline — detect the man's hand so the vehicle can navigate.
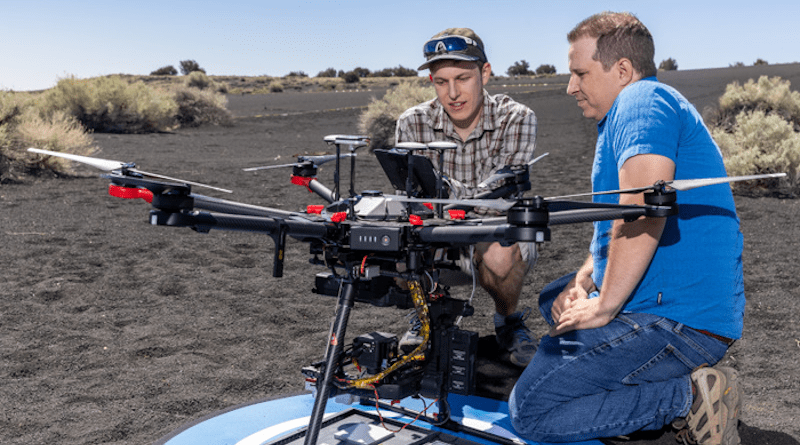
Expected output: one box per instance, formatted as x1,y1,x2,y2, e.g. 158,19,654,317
550,297,615,336
551,255,595,324
551,283,590,325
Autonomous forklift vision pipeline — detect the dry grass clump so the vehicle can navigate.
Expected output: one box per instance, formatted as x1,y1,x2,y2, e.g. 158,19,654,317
2,74,235,179
14,110,97,172
185,71,229,94
0,90,98,181
40,76,178,133
173,86,233,127
358,80,434,151
708,76,800,194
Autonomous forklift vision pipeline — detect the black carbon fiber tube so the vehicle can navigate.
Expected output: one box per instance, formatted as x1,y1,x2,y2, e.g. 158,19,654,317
151,210,329,239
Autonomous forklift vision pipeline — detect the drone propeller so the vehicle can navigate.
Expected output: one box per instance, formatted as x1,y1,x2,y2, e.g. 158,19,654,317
243,153,355,172
389,172,788,214
477,152,549,189
548,173,788,200
27,147,233,193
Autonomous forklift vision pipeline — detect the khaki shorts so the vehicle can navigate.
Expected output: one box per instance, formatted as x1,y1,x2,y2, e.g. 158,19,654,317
446,242,540,284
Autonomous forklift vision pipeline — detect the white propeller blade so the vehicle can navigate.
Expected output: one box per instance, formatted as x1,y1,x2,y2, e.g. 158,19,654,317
477,152,549,189
669,173,787,191
28,147,124,171
528,152,550,166
131,170,232,194
243,162,304,171
243,153,355,172
27,147,232,193
548,173,787,200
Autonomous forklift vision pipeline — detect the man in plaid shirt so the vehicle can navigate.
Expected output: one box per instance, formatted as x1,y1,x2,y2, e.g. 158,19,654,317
395,27,539,367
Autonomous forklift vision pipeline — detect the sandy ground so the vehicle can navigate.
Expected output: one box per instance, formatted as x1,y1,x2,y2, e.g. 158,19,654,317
1,64,799,445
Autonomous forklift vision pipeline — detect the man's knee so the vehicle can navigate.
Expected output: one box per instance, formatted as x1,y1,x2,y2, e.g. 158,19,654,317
476,243,530,280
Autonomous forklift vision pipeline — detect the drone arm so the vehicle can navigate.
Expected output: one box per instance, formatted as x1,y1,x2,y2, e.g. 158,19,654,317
306,179,336,203
192,194,306,219
150,210,329,239
548,206,649,226
416,224,510,246
290,175,336,203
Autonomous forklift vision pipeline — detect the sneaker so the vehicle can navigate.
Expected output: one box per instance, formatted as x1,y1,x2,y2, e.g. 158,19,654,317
495,310,538,367
398,312,424,353
674,366,742,445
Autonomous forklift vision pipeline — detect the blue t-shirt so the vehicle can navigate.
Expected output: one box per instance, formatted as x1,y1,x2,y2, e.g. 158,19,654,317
591,77,745,339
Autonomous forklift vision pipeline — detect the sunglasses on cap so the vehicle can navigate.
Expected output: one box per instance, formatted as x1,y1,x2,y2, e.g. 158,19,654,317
423,35,486,61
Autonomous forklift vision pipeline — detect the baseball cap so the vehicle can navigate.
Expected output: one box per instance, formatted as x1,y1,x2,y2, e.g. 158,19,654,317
418,28,488,70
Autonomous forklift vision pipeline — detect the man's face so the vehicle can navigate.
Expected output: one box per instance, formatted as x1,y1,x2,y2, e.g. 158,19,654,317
430,60,491,130
567,37,625,121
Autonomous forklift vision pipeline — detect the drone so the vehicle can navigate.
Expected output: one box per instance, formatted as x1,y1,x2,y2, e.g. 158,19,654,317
27,142,784,445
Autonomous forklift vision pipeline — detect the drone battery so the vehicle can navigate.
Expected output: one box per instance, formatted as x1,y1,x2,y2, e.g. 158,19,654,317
352,332,398,375
447,329,478,395
350,227,402,252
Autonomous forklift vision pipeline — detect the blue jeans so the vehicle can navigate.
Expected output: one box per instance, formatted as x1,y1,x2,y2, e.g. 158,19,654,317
509,273,730,442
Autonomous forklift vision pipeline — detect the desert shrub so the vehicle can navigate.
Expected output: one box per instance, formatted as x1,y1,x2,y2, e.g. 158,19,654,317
180,60,205,75
0,91,29,125
3,109,97,178
535,64,557,75
710,76,800,131
712,111,800,191
40,76,178,133
753,58,769,66
659,58,678,71
371,66,418,77
708,76,800,194
0,91,97,179
185,71,213,90
341,71,360,84
317,67,337,78
358,81,435,150
151,65,178,75
507,60,532,76
172,86,233,127
269,81,284,93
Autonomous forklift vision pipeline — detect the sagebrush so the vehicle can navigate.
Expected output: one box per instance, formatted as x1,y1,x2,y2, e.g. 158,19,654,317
40,76,178,133
708,76,800,194
173,86,234,127
2,74,235,179
358,80,434,151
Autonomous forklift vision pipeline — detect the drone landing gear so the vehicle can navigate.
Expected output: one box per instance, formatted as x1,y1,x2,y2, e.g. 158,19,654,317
296,266,502,445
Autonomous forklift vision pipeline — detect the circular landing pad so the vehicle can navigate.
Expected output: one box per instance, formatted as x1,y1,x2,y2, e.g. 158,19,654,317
155,392,603,445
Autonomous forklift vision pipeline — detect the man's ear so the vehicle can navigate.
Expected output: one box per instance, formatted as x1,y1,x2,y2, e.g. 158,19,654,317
481,62,492,85
616,58,637,86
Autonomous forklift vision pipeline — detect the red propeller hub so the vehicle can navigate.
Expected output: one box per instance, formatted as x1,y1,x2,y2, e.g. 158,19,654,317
108,184,153,203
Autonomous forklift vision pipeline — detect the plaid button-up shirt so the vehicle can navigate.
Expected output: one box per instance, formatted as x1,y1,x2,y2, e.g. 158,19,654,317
395,90,537,198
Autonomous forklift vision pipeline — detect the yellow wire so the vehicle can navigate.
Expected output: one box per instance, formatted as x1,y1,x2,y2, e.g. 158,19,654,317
346,280,430,390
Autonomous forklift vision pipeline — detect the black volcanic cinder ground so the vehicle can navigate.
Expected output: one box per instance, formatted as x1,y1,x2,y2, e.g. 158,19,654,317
1,64,799,445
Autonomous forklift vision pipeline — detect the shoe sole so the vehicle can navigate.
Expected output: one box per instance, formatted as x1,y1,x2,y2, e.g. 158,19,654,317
717,367,742,445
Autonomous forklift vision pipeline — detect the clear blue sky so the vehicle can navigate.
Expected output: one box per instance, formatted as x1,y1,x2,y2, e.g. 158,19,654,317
2,0,798,91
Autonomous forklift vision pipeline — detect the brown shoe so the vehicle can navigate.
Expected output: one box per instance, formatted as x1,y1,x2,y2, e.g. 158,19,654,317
675,366,742,445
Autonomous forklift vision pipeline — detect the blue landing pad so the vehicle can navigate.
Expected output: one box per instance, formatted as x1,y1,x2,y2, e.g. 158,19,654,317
155,392,603,445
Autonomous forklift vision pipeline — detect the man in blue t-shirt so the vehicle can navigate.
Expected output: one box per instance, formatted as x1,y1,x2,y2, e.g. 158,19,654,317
509,12,744,445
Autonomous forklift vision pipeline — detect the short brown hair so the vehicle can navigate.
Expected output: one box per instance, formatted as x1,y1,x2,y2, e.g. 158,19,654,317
567,11,657,78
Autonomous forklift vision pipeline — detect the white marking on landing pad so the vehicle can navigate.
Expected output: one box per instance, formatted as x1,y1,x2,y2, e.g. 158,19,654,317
235,411,404,445
235,414,320,445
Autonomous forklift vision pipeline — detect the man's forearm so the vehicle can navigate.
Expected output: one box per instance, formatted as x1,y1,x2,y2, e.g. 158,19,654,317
596,216,665,319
